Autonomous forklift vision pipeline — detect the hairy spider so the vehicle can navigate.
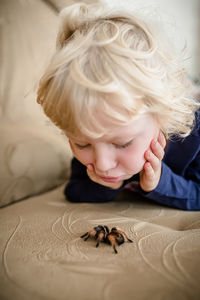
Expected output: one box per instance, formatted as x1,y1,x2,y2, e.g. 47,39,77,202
80,225,109,248
106,227,133,254
80,225,133,254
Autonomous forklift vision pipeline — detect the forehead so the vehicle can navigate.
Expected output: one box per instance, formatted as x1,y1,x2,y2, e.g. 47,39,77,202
70,114,155,141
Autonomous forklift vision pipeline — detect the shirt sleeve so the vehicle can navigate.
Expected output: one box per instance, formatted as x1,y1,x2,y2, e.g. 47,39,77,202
64,158,124,203
140,161,200,210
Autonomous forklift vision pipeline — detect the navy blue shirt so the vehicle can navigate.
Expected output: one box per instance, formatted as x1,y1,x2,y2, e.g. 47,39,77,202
65,112,200,210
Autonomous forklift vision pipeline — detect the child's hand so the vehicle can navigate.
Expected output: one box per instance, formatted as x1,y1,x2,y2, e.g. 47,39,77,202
86,164,124,190
139,131,166,192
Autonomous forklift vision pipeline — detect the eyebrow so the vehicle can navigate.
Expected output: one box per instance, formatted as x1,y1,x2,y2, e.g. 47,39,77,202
71,133,136,144
111,136,135,144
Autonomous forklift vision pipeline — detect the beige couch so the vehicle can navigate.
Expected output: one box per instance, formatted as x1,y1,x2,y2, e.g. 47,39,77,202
1,1,200,299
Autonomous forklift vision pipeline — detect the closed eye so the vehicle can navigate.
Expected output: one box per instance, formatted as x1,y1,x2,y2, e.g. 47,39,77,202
114,139,134,149
75,143,90,149
74,139,134,149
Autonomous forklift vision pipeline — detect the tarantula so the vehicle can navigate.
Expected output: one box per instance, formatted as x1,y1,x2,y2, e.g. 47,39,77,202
80,225,133,254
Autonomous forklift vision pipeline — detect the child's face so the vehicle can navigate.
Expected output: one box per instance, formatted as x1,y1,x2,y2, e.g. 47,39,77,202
68,114,160,183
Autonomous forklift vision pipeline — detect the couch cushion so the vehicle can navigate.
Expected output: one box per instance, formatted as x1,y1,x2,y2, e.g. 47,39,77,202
0,123,72,207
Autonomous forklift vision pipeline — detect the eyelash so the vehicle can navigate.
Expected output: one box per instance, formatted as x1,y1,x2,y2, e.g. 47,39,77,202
75,141,133,150
114,141,133,149
75,143,90,149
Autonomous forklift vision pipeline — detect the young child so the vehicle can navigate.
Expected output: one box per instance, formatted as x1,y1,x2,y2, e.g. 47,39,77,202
37,2,200,210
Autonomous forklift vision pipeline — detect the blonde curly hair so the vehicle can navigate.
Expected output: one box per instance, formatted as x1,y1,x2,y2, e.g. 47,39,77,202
37,2,199,139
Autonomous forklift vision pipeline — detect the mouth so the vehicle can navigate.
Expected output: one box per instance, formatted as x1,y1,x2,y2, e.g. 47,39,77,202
97,175,122,183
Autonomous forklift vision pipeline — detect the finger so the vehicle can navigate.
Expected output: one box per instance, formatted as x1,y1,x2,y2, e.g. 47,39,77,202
87,163,94,172
143,161,155,177
158,131,166,149
151,140,165,160
86,164,95,181
141,160,162,192
145,149,160,170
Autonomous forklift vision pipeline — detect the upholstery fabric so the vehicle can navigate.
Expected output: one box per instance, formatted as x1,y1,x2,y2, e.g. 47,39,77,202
0,122,72,207
0,0,71,206
0,185,200,300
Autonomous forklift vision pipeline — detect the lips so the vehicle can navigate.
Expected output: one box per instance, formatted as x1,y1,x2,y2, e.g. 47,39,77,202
98,175,121,183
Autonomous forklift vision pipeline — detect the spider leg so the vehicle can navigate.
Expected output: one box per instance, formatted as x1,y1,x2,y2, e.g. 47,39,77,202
83,233,90,241
107,235,118,254
96,232,105,248
80,232,89,239
116,229,133,243
104,225,110,234
123,233,133,243
113,246,118,254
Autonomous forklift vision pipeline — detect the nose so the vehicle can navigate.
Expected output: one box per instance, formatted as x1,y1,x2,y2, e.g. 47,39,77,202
93,144,117,173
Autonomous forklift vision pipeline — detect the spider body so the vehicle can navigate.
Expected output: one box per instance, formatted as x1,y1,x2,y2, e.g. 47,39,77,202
80,225,133,254
80,225,109,248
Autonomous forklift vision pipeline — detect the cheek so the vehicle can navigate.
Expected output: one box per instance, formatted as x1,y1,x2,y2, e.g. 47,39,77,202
118,140,149,172
116,152,139,175
121,148,145,171
69,145,92,166
120,128,159,172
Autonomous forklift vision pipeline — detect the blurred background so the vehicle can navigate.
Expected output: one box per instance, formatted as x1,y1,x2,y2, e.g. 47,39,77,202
44,0,200,80
103,0,200,82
